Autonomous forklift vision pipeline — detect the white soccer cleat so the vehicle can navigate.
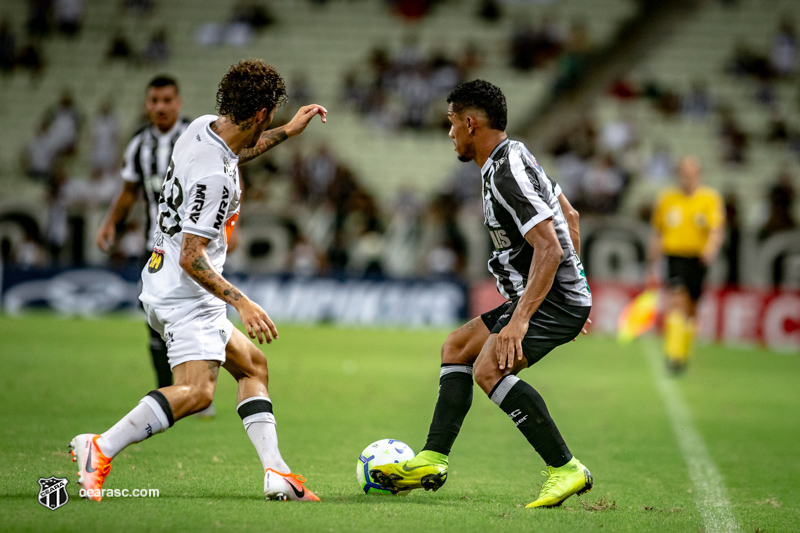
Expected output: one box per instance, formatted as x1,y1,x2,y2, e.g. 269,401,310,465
263,468,320,501
68,434,112,502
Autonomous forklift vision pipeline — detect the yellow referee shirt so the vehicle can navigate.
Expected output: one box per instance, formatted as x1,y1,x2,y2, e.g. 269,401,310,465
651,186,724,257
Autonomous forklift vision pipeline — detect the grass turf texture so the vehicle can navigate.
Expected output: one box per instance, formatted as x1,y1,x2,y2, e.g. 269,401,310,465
1,314,798,532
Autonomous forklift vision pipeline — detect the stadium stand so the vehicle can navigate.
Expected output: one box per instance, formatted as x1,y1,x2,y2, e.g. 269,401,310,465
0,0,796,286
590,0,800,222
0,0,635,201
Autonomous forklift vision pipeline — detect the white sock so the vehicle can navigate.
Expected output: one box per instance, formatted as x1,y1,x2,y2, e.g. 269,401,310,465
238,397,290,473
96,395,170,458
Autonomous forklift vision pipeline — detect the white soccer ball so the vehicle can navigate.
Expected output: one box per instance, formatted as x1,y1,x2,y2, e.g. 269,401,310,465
356,439,415,495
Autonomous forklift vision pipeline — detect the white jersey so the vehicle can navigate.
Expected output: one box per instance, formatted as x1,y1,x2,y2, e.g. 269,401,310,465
140,115,241,308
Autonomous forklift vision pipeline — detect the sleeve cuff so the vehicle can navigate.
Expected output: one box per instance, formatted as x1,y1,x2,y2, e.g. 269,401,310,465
182,226,219,240
519,209,553,237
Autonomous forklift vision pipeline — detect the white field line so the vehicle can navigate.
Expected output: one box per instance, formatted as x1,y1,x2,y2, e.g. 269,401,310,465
643,341,739,532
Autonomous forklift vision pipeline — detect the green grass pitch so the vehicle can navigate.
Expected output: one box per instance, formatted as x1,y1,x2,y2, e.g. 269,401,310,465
1,314,798,532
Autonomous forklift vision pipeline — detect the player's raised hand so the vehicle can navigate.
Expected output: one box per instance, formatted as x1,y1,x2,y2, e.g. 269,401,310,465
285,104,328,137
237,298,279,345
495,317,527,370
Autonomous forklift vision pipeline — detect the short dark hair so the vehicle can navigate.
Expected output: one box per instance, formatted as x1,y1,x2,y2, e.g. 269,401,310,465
447,79,507,131
215,59,287,126
147,75,179,93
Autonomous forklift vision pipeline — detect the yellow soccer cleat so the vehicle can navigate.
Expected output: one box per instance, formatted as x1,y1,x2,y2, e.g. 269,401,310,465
69,434,112,502
369,456,447,494
526,457,593,508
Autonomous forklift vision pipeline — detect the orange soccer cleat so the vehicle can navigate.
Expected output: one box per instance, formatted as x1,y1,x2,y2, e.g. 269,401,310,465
263,468,320,502
69,434,112,502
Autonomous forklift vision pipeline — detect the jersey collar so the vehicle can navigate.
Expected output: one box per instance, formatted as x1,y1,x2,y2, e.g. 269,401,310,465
205,119,238,160
481,138,509,176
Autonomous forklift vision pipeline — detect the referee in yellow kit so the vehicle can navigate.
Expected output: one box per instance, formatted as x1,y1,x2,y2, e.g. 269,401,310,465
647,157,725,374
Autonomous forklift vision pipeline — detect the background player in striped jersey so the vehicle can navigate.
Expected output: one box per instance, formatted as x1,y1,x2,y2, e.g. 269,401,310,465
72,59,328,502
95,75,191,396
370,80,594,509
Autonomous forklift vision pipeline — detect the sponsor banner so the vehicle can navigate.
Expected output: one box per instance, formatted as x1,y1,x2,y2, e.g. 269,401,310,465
2,267,142,315
1,267,468,327
470,279,799,351
232,275,467,327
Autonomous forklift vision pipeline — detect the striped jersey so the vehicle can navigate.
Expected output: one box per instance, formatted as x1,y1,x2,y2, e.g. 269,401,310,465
481,139,591,307
121,117,191,251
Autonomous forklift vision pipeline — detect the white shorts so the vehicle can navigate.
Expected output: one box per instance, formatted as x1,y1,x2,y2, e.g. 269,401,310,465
143,299,234,369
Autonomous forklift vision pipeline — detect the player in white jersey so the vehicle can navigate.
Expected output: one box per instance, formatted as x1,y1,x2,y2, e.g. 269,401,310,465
70,60,328,502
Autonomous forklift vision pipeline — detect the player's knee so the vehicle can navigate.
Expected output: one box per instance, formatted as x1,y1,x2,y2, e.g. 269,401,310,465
193,383,215,412
250,351,269,384
472,361,498,396
441,331,467,364
234,344,268,384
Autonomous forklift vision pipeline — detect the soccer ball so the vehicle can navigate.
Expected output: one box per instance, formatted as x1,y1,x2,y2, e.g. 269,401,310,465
356,439,415,495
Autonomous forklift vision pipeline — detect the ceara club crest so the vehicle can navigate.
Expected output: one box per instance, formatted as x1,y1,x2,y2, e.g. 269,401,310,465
38,476,69,510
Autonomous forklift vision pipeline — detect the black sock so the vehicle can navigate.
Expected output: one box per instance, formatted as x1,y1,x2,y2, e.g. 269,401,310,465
422,364,473,456
490,375,572,467
149,326,172,388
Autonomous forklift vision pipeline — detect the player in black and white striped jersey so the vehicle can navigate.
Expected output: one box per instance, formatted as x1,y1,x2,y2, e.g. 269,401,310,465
95,75,191,396
370,80,594,509
482,139,592,308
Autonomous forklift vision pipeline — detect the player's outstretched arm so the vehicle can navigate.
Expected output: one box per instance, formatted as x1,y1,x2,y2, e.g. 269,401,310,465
96,181,139,252
237,104,328,164
495,218,563,370
179,232,278,344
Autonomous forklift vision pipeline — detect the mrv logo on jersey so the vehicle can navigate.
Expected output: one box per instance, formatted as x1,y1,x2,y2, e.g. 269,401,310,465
188,184,207,224
213,187,230,230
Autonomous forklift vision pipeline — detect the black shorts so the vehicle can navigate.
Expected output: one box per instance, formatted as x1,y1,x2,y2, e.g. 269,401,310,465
480,298,591,367
666,255,707,302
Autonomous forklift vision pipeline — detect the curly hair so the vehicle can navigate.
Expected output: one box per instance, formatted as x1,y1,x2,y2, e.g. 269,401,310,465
446,79,507,131
216,59,287,126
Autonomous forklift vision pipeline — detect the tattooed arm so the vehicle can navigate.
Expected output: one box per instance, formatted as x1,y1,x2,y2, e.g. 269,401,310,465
237,104,328,164
179,232,278,344
237,127,289,164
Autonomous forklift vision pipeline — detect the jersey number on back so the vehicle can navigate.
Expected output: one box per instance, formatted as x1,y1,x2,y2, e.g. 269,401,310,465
157,160,183,237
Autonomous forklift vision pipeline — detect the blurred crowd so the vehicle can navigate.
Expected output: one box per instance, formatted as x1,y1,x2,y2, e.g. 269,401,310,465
235,144,477,280
15,87,128,268
606,16,799,168
0,0,178,82
2,0,799,286
340,40,479,132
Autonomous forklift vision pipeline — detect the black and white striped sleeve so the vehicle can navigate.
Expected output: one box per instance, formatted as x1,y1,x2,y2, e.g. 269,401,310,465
490,152,554,236
120,135,142,184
